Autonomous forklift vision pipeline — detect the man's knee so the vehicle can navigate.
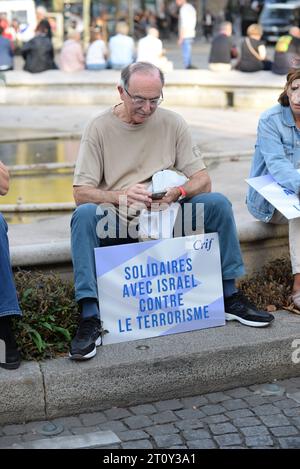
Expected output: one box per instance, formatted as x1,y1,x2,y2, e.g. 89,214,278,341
71,203,98,226
200,192,233,217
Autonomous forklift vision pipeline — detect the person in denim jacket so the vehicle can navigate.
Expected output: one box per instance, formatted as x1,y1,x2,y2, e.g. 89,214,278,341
247,69,300,308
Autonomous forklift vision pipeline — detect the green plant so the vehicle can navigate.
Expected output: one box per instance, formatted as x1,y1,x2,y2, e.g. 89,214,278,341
12,270,80,361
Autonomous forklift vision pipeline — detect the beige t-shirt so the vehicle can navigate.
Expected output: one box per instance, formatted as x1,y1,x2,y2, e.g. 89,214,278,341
73,106,205,191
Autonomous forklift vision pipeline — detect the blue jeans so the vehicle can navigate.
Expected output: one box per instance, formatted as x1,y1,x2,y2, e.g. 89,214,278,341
71,192,245,302
0,214,22,317
181,38,194,68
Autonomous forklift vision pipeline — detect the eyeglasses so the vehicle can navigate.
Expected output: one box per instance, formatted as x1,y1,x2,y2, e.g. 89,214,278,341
124,87,164,107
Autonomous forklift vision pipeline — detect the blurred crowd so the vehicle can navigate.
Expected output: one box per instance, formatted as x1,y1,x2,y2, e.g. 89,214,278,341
1,2,300,75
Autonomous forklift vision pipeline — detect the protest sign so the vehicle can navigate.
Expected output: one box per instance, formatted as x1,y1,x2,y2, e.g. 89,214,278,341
95,233,225,345
246,171,300,220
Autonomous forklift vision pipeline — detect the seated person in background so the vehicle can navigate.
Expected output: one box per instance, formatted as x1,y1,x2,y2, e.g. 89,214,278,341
108,21,135,70
137,27,173,72
69,62,274,361
59,29,85,72
0,26,14,71
272,27,300,76
236,23,272,72
247,70,300,308
22,21,56,73
0,162,22,370
86,27,108,70
208,21,237,72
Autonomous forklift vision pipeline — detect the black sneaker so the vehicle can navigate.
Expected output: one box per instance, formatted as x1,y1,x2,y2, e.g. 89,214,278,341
224,291,274,328
0,317,21,370
69,317,102,360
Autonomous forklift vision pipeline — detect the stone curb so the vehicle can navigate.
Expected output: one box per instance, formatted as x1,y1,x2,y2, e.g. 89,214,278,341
1,314,300,425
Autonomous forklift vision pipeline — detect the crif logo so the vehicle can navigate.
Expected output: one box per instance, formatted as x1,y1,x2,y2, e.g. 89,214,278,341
193,237,214,252
0,339,5,365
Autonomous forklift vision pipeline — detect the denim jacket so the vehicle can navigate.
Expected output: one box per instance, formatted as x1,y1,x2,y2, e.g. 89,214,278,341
247,104,300,222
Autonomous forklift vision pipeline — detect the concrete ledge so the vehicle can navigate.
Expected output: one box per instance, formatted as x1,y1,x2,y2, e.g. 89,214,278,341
0,70,286,109
0,361,45,424
10,220,289,275
2,313,300,425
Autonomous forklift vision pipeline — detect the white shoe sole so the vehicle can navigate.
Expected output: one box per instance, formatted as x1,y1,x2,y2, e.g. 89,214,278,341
225,313,272,328
69,335,102,360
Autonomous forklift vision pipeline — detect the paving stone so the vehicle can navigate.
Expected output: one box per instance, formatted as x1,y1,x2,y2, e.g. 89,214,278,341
146,424,179,437
259,414,291,427
232,417,261,428
175,419,205,430
154,399,183,411
202,414,229,424
101,444,122,449
153,434,183,448
22,431,71,442
252,404,281,416
240,426,270,437
71,425,99,435
203,391,231,404
245,436,274,447
270,426,299,437
150,410,178,425
0,435,23,448
283,408,300,417
116,430,149,442
243,396,270,406
129,404,157,415
104,408,132,420
2,424,27,436
278,437,300,448
180,396,209,407
222,399,249,411
214,433,242,447
200,404,226,416
291,416,300,428
273,399,300,410
209,422,237,435
225,409,254,419
99,421,128,433
123,415,153,430
52,416,84,428
187,439,217,449
121,440,153,449
182,430,211,441
169,445,188,449
224,387,252,399
175,408,205,420
79,412,107,426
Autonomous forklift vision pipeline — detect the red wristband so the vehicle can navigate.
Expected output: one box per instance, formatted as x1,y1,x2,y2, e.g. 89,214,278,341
178,186,187,197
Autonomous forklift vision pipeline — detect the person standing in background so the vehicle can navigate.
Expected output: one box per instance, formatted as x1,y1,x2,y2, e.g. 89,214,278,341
176,0,197,69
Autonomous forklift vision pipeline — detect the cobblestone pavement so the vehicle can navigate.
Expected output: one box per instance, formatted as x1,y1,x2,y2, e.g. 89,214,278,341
1,377,300,449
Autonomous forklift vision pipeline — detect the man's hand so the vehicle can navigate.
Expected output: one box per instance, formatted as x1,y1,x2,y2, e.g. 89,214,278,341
125,183,152,208
0,161,9,196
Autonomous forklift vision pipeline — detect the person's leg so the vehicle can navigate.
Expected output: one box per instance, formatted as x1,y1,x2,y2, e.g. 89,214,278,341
289,217,300,306
181,38,192,68
70,203,136,359
179,193,274,327
268,211,300,306
0,213,22,369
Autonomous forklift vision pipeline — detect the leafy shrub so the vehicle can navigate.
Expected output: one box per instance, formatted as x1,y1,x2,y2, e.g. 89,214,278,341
12,270,80,361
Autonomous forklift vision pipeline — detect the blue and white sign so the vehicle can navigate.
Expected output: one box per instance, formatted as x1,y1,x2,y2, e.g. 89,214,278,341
95,233,225,345
246,171,300,220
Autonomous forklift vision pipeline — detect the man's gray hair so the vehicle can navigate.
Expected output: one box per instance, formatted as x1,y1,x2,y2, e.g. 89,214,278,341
120,62,165,89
